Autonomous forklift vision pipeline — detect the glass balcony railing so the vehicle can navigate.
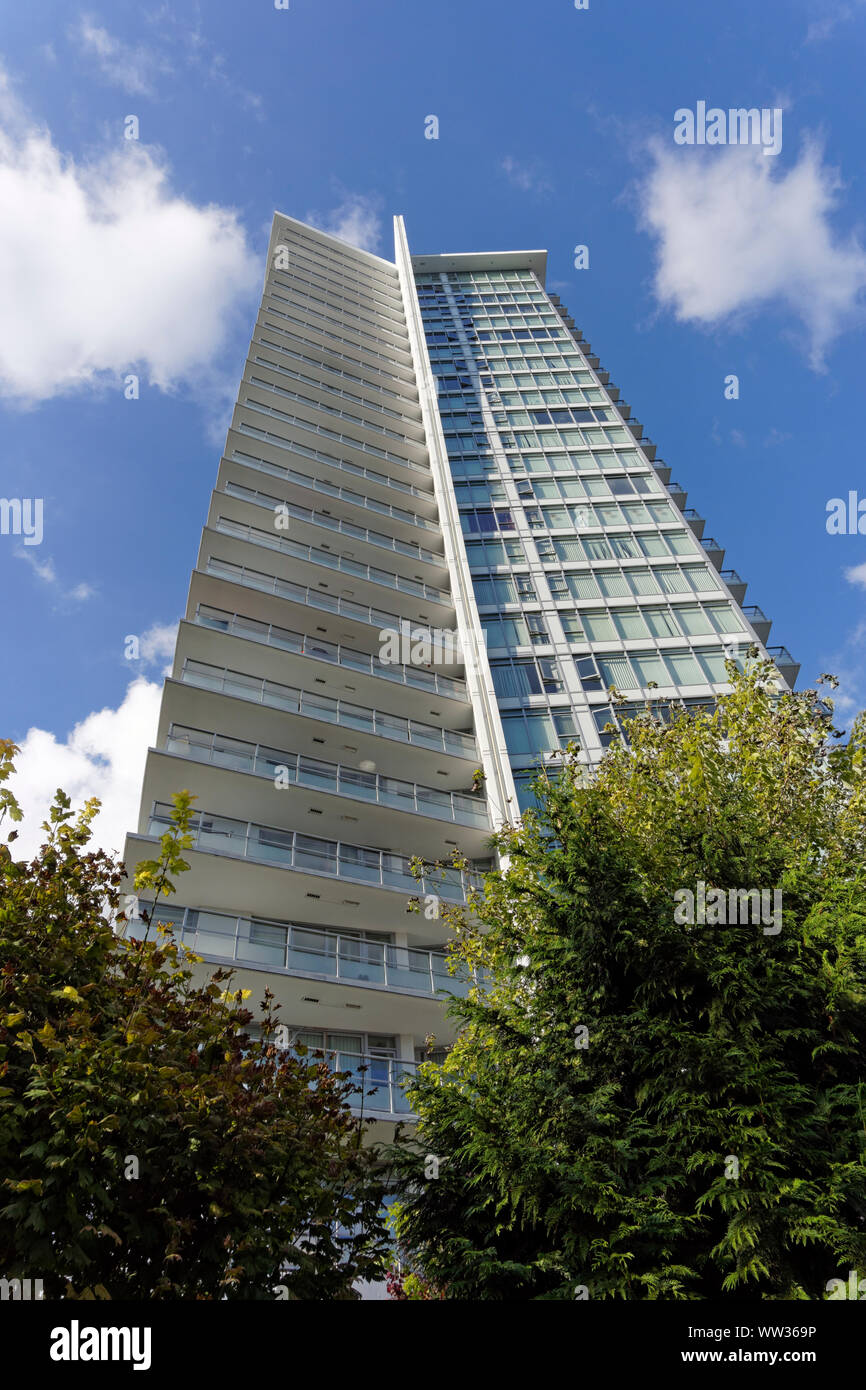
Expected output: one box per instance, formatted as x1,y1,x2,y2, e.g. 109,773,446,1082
222,480,446,569
240,396,424,476
253,333,415,410
164,724,489,829
251,354,420,431
230,442,438,522
214,516,453,607
141,902,479,999
145,802,482,903
178,658,478,760
192,595,469,701
768,646,797,668
262,299,414,379
326,1052,418,1115
247,373,416,448
742,605,769,626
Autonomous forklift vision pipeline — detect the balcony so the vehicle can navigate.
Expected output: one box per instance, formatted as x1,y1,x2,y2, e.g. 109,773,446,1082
202,550,461,664
260,301,416,383
767,646,800,687
213,516,453,609
253,330,418,412
239,396,425,479
721,569,747,604
220,480,446,572
249,353,423,434
164,725,489,830
192,598,468,701
145,802,481,904
682,508,705,539
178,659,478,761
246,372,423,456
669,483,687,510
141,902,479,1000
229,441,438,520
701,537,725,569
742,605,771,642
325,1051,418,1118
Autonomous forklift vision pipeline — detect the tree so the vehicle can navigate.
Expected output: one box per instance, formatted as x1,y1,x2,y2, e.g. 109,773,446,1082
388,662,866,1300
0,741,389,1299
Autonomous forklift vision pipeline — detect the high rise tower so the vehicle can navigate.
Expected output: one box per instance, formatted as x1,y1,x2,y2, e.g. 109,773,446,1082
122,212,797,1126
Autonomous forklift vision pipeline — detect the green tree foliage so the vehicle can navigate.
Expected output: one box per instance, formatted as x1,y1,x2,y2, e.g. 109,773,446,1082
0,741,389,1299
389,663,866,1299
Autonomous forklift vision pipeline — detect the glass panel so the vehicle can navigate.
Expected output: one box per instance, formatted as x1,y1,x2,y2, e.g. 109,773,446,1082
630,652,669,686
583,613,616,642
597,655,638,689
238,919,287,967
674,606,713,636
664,651,704,685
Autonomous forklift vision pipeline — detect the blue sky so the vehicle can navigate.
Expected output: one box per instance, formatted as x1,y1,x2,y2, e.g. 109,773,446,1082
2,0,865,854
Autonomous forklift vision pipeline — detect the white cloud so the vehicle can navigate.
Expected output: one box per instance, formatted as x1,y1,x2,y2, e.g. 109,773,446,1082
500,156,553,195
0,69,258,405
637,138,866,367
805,1,865,42
844,561,866,590
305,194,384,254
133,620,178,674
72,12,263,115
16,548,94,602
7,678,161,861
73,15,172,96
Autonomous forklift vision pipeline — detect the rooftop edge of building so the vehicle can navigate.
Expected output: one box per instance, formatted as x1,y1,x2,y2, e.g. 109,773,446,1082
408,246,548,285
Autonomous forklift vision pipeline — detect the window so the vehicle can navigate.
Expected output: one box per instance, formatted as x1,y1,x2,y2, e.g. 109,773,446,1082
575,656,602,689
501,711,557,757
698,650,732,682
630,652,668,686
644,608,680,637
667,530,699,556
597,572,630,597
673,606,713,636
482,615,530,648
553,538,584,562
559,613,584,642
490,659,542,698
465,538,524,567
613,609,649,640
706,603,743,634
473,575,518,606
584,537,613,560
597,654,638,689
638,534,667,558
583,612,616,642
665,650,704,685
553,711,580,745
610,535,641,559
460,507,515,534
657,569,690,595
538,657,564,691
527,614,550,645
684,565,718,593
593,706,618,748
566,572,601,600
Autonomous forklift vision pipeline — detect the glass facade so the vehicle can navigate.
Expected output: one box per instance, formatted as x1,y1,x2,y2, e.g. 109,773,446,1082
411,262,786,811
